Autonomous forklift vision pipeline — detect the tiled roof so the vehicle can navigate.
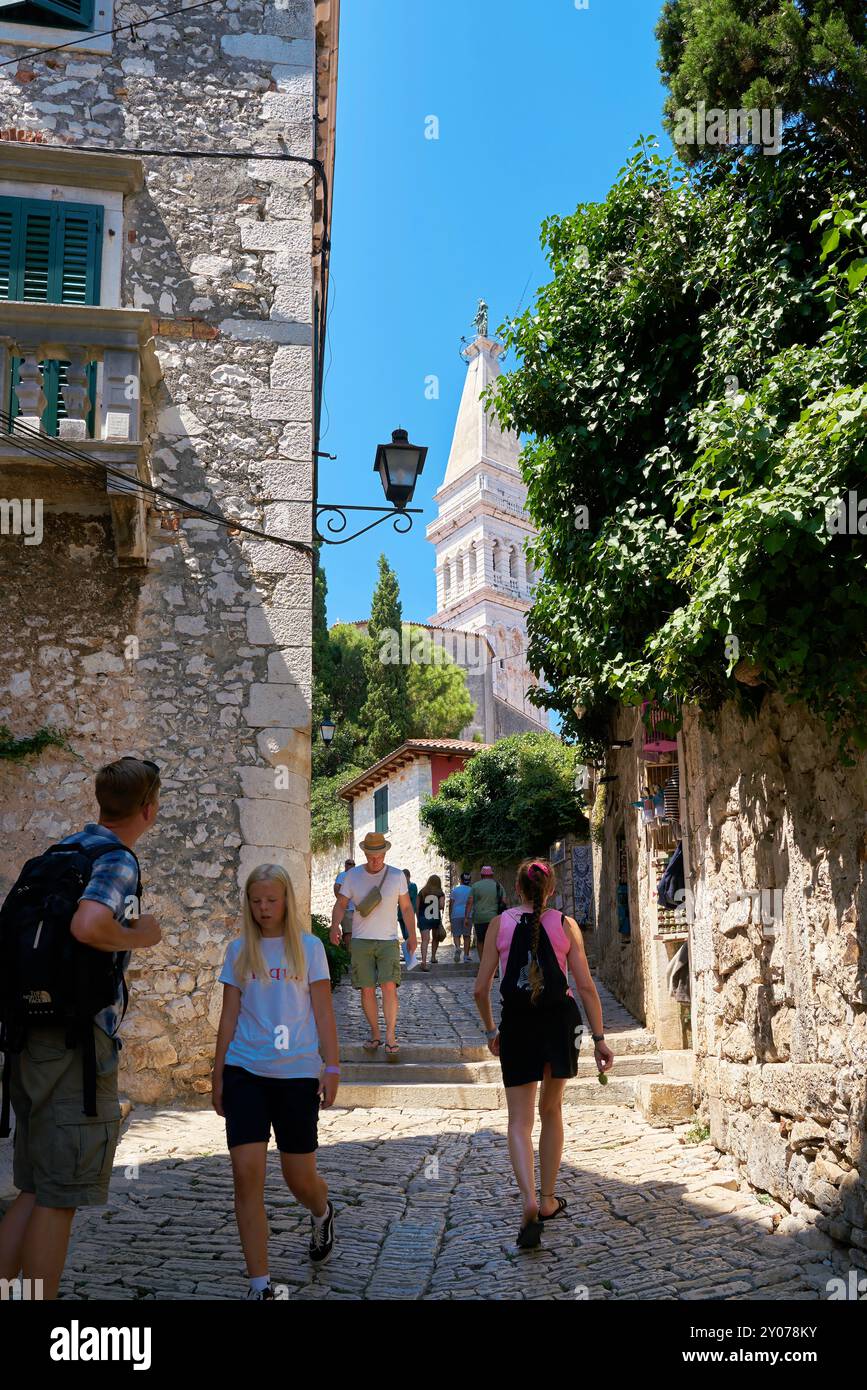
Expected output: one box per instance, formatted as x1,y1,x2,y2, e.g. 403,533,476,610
338,738,487,800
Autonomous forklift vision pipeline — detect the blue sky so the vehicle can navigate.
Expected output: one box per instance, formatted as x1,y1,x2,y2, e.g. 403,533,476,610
320,0,671,626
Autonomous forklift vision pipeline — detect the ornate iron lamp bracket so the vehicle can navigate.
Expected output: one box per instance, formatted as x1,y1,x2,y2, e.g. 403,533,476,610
314,503,423,546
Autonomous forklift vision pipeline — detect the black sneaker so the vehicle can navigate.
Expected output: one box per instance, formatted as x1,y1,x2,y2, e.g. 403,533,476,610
246,1283,275,1300
309,1200,334,1264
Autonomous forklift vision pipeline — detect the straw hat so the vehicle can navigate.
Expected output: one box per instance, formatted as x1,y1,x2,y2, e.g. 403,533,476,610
358,831,391,853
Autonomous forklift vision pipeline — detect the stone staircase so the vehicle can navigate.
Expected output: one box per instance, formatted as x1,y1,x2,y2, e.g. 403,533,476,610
333,957,665,1110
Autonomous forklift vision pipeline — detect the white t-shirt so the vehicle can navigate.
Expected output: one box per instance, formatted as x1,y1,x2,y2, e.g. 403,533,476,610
338,864,406,941
218,933,330,1079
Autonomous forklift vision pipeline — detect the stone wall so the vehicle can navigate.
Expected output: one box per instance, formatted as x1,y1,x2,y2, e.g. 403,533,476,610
681,697,867,1251
591,694,866,1242
0,1,319,1103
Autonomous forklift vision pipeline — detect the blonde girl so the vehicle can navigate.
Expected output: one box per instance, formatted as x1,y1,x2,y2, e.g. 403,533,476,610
212,864,340,1297
473,857,615,1249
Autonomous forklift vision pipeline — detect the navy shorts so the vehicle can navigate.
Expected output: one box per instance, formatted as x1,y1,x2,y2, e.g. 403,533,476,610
222,1065,320,1154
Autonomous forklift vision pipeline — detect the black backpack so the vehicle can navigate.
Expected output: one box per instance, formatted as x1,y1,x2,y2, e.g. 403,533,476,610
0,840,140,1137
500,910,571,1008
657,842,685,909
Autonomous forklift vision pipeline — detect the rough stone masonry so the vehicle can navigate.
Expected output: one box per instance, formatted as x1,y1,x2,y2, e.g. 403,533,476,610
0,1,326,1102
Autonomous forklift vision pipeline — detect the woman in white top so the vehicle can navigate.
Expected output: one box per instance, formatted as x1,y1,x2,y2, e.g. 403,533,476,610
212,864,340,1298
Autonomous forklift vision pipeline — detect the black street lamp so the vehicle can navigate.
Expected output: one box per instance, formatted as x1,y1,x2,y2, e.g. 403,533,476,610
372,428,427,509
314,427,427,545
319,714,336,745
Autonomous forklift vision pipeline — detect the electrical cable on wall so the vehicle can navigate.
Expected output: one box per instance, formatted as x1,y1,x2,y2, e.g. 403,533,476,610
1,414,315,555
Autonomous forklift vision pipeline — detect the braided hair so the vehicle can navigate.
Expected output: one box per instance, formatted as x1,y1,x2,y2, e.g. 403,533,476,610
516,857,553,1006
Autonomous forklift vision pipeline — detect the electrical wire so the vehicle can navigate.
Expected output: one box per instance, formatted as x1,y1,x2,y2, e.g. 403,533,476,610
1,413,315,554
0,0,226,69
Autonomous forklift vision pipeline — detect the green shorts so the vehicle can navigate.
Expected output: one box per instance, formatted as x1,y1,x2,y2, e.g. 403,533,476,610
350,937,402,989
10,1023,122,1209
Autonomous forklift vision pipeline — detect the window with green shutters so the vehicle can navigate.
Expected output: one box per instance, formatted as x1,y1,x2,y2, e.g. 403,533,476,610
374,786,389,833
0,195,102,436
0,0,96,32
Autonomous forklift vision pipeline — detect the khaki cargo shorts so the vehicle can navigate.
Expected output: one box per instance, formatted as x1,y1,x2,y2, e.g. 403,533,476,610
350,937,402,989
9,1023,122,1209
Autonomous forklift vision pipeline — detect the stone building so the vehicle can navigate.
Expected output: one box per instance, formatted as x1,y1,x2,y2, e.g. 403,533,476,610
310,738,483,919
590,695,866,1248
0,0,340,1105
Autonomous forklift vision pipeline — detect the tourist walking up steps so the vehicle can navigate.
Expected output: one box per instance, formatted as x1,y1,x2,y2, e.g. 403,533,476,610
333,858,356,949
449,872,472,961
213,864,340,1296
416,874,446,971
473,857,615,1250
330,832,417,1060
470,866,506,959
398,868,418,967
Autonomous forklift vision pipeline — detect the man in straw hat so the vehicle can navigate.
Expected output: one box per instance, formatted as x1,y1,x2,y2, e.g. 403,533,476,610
330,831,417,1060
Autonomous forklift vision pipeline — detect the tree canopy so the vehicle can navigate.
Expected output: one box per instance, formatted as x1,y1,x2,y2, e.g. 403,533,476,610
656,0,867,172
420,732,588,866
311,560,479,849
488,136,866,755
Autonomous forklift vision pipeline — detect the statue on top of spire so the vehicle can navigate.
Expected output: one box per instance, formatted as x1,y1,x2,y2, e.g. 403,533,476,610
473,298,489,339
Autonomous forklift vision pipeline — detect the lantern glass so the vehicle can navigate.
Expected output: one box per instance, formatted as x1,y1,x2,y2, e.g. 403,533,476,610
373,429,427,509
320,716,336,745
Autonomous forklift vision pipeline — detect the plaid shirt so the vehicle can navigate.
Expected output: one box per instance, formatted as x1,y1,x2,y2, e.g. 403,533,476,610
57,823,141,1037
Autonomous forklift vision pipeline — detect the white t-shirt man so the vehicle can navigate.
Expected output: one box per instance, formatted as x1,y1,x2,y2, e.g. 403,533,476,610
218,933,330,1079
338,864,406,941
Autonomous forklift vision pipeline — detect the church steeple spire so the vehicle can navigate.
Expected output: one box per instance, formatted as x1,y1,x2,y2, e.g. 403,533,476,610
442,307,520,490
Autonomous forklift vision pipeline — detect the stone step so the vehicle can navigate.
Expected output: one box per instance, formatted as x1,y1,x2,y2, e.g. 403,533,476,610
404,963,479,978
339,1055,663,1084
334,1076,639,1110
340,1032,658,1064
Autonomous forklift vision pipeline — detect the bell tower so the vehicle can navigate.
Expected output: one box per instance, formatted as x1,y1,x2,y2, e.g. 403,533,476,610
426,311,546,730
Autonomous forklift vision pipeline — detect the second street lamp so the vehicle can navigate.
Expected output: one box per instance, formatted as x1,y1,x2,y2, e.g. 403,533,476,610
319,714,336,745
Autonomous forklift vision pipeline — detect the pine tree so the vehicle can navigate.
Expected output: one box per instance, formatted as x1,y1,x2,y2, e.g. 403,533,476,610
359,554,410,763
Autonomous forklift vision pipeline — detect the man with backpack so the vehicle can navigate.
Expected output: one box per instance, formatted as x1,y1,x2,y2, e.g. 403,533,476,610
0,756,162,1298
469,866,507,960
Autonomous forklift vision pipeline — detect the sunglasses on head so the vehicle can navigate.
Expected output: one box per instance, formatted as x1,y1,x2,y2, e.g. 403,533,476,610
117,756,161,806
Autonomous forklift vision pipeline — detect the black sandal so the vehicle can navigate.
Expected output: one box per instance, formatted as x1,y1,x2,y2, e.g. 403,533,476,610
539,1195,568,1221
516,1217,543,1249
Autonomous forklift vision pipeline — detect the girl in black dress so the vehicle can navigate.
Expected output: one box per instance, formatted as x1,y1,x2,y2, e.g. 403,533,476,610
473,857,614,1248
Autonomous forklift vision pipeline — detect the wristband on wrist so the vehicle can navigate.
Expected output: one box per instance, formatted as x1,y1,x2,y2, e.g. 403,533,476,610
324,1066,340,1074
591,1033,605,1043
484,1027,498,1040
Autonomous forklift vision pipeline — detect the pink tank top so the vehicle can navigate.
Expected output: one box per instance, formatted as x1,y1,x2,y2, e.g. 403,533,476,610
496,907,574,997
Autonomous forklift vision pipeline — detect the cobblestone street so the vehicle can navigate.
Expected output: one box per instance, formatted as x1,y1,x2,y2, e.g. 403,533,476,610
56,966,851,1302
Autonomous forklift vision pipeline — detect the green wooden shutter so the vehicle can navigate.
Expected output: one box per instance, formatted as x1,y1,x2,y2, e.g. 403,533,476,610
2,0,95,27
2,197,102,435
55,203,103,303
0,201,16,301
37,0,94,22
374,787,389,833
